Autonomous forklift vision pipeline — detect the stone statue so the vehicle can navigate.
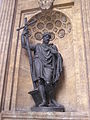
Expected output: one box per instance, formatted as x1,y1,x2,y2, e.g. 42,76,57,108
17,18,65,112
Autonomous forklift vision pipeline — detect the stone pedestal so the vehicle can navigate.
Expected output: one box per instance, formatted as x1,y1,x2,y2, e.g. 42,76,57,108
1,111,89,120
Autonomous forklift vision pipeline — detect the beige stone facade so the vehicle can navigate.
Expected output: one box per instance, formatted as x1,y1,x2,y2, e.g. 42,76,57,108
0,0,90,119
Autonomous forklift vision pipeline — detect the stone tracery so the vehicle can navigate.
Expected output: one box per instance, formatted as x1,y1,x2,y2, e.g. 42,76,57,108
28,10,72,41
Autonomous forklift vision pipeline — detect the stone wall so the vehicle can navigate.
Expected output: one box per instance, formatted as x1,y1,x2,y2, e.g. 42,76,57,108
0,0,90,119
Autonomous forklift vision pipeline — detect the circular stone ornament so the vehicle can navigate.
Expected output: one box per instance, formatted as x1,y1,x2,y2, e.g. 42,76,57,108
35,32,43,40
58,29,65,38
55,20,62,27
50,32,55,40
37,22,44,30
46,23,53,30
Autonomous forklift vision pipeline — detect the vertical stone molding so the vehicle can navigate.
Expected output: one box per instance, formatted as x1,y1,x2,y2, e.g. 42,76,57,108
80,0,90,110
71,0,89,112
0,0,16,111
4,0,22,111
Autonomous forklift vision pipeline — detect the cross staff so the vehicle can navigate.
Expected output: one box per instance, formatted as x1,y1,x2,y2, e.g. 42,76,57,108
17,19,37,31
17,18,37,89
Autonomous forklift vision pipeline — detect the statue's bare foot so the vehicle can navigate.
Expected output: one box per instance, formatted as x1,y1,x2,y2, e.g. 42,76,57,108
39,101,47,107
50,99,64,108
49,102,55,107
49,99,58,107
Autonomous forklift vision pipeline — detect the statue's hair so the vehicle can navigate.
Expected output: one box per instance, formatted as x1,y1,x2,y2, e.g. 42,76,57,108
42,33,51,40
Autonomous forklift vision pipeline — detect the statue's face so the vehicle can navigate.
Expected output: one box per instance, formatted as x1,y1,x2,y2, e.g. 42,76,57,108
43,35,50,44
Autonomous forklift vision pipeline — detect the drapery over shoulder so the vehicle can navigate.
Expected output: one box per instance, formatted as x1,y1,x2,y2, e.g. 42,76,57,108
52,53,63,84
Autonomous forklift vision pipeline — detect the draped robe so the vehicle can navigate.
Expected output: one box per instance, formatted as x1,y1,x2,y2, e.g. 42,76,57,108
30,43,63,84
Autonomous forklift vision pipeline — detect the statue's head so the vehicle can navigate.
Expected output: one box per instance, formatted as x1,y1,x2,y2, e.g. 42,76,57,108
42,33,51,44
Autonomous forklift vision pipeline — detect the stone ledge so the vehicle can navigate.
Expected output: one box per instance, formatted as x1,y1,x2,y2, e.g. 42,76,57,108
1,111,90,120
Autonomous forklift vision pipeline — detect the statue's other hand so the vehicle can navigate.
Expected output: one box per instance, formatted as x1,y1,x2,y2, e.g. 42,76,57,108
49,44,58,53
50,46,58,54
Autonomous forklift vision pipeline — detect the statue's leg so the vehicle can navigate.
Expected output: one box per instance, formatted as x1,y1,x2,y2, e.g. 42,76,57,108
45,83,55,106
47,84,56,106
38,79,47,107
48,85,64,107
45,83,60,107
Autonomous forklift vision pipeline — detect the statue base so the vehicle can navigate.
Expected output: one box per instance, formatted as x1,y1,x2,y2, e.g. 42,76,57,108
31,106,65,112
29,89,65,112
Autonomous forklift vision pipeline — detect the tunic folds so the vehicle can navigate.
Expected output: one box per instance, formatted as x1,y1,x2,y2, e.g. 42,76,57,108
30,43,63,84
